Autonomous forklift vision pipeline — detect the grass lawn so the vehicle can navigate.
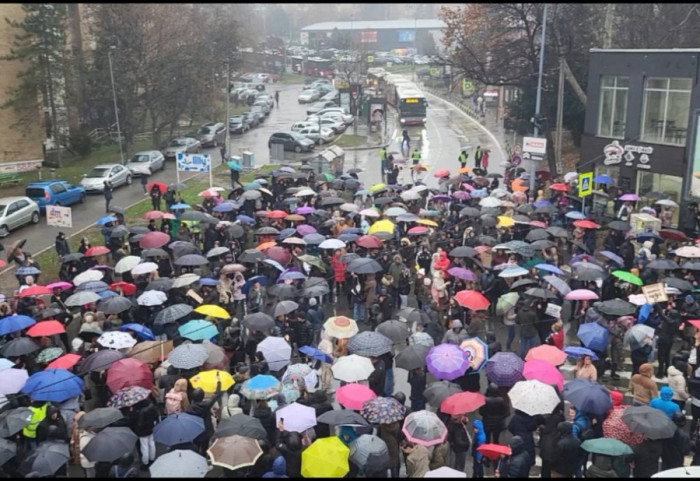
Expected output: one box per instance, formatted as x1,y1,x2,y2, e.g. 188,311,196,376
335,134,368,148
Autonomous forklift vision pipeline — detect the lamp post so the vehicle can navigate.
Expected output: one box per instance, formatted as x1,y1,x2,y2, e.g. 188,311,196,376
530,4,548,201
225,58,230,160
107,46,125,164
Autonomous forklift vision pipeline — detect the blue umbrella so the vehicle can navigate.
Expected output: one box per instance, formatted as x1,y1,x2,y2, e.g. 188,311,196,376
170,203,190,210
563,378,612,416
237,215,255,226
535,264,564,275
213,203,235,213
565,210,587,220
241,374,281,399
242,275,267,295
534,200,552,208
279,270,307,281
21,369,83,402
263,259,284,272
299,345,332,363
0,315,36,336
576,323,609,352
593,174,614,185
178,320,219,342
153,413,204,446
339,233,358,243
470,189,487,198
15,267,41,276
277,228,296,240
563,346,599,360
119,323,155,341
198,278,219,287
96,216,118,226
227,161,242,171
98,290,118,300
355,190,370,196
635,231,662,242
599,251,624,266
341,227,364,235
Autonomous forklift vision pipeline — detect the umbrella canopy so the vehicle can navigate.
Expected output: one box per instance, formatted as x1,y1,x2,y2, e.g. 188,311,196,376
424,466,468,478
97,331,137,350
46,353,82,370
137,290,168,306
624,324,656,351
349,434,389,470
332,355,375,383
402,410,447,446
36,347,63,365
486,352,524,387
595,298,637,316
564,346,599,361
154,304,194,326
82,426,137,463
346,257,383,274
454,290,490,310
0,368,28,395
347,331,393,357
424,381,462,407
257,337,292,372
178,320,219,342
324,316,359,339
21,369,83,402
153,413,204,446
652,467,700,478
459,337,489,373
119,323,154,341
78,407,123,430
336,383,377,411
240,375,282,400
496,292,520,315
214,413,267,440
426,344,469,381
508,379,561,416
525,345,567,366
376,320,411,342
0,314,35,336
97,296,133,315
76,349,124,373
190,370,235,393
611,270,643,286
0,407,32,437
622,405,677,440
603,407,644,447
361,396,406,424
522,359,564,390
242,312,275,332
276,402,316,433
150,450,209,478
273,300,299,317
395,344,430,371
476,444,512,461
577,322,609,352
581,437,633,456
108,386,150,408
1,337,39,357
563,378,613,415
106,357,153,393
440,391,485,415
18,441,70,477
208,435,262,471
167,343,209,369
301,436,350,478
566,289,600,301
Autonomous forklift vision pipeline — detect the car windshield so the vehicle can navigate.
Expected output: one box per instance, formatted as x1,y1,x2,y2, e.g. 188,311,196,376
86,168,110,178
197,127,213,135
230,117,243,123
0,205,6,216
168,139,187,147
130,154,150,163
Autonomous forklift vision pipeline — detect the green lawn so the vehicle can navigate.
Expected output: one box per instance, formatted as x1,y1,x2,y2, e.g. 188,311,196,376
335,134,368,148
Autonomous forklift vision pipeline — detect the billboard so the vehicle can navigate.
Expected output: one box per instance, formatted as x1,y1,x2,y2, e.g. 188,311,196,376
300,32,309,45
47,205,72,228
176,153,211,173
398,30,415,42
360,31,377,43
689,110,700,198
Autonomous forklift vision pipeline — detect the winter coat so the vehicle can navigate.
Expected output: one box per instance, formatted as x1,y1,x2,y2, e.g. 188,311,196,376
442,328,468,346
550,422,580,475
388,259,405,288
379,421,402,469
276,431,303,478
608,321,627,365
632,439,663,478
538,410,564,463
129,401,160,437
667,365,689,402
649,386,681,419
405,443,431,478
432,251,450,272
572,409,592,440
507,411,537,464
516,303,538,338
332,256,346,283
368,359,386,396
503,436,531,478
661,426,691,470
630,363,659,405
430,440,450,470
262,455,288,478
472,419,486,462
187,387,222,440
290,319,314,348
478,383,509,433
253,405,276,443
447,417,471,453
221,394,243,419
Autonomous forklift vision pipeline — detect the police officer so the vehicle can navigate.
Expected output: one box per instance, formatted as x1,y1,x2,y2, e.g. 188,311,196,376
411,148,421,166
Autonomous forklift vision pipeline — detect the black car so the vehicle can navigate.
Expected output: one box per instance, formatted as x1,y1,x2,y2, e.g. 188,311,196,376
268,132,315,153
229,115,250,134
243,111,260,128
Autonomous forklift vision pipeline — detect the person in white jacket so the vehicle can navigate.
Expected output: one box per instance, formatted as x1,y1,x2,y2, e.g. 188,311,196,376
668,362,690,411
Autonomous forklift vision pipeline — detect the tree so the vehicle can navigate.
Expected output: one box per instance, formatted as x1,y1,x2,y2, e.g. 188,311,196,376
2,4,69,165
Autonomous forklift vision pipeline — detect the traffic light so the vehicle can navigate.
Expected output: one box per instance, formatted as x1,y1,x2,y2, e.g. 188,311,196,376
530,114,547,131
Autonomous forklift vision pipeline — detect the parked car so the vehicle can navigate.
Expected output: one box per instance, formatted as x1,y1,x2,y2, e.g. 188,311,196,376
80,164,132,193
291,121,318,133
25,180,85,211
0,196,39,237
162,137,201,161
252,100,271,116
315,111,351,127
298,89,321,104
315,84,335,95
229,115,250,134
320,91,338,102
268,132,315,153
298,126,335,145
250,105,267,122
125,150,165,176
307,100,339,116
310,117,345,134
196,122,226,148
243,111,260,128
257,94,275,109
316,108,354,124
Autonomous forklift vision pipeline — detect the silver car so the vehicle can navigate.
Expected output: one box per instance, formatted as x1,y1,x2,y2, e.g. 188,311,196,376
0,196,40,237
162,137,202,161
196,123,226,148
80,163,132,193
126,150,165,176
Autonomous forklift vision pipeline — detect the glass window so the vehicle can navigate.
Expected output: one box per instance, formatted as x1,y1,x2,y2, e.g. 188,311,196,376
636,171,682,225
641,77,691,145
597,76,628,139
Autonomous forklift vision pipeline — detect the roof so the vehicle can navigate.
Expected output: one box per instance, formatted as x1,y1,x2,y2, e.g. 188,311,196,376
0,196,32,202
301,19,446,32
590,48,700,53
26,179,69,186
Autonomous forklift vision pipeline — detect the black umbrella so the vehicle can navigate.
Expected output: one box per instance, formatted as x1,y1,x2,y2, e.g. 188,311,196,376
510,279,538,290
0,438,16,466
109,206,126,215
170,241,200,255
481,207,501,217
377,320,411,342
681,261,700,271
516,204,534,214
317,410,370,427
595,298,636,316
226,224,245,239
109,225,129,238
340,253,361,264
273,300,299,317
647,259,679,270
459,207,481,218
82,427,138,463
570,239,590,253
268,283,298,299
664,277,693,292
154,304,193,325
425,381,462,406
397,307,431,325
39,307,67,320
60,253,84,263
525,229,550,242
531,239,554,250
574,264,606,281
478,235,498,246
320,196,345,207
180,211,214,222
243,312,275,332
449,246,477,258
239,249,265,263
128,226,150,235
544,226,568,238
480,215,497,228
607,220,631,231
347,258,383,274
622,405,677,440
373,197,395,206
0,407,32,437
303,276,330,290
76,350,125,374
0,338,39,357
78,407,124,430
96,296,133,315
256,227,280,236
18,441,69,477
147,278,174,292
524,287,558,300
141,248,168,258
535,205,554,215
174,254,209,266
395,344,430,370
214,414,267,440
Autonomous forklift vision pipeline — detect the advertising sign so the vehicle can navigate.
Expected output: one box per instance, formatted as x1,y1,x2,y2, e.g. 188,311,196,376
578,172,593,197
522,137,547,155
398,30,415,42
300,31,309,45
462,79,474,94
47,205,72,228
642,282,668,304
176,153,211,173
360,31,377,43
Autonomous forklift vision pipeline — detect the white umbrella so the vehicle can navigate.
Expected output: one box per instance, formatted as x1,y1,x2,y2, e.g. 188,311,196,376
331,354,374,383
172,273,200,289
97,331,137,350
499,266,529,278
319,239,346,250
424,467,467,478
114,256,141,274
150,449,209,478
340,203,359,213
401,191,421,201
294,188,316,197
654,199,679,208
65,291,101,306
359,208,380,218
282,238,307,246
652,466,700,478
490,189,509,199
137,290,168,306
72,270,104,286
564,172,579,183
402,410,447,446
508,379,560,416
257,337,292,372
675,246,700,258
409,332,435,349
479,197,502,208
131,262,159,276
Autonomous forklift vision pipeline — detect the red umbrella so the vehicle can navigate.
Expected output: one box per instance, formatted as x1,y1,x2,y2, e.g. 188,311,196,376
477,443,511,460
549,183,569,192
659,228,689,242
110,282,136,296
433,169,450,178
440,391,485,415
454,290,490,310
266,246,292,266
355,235,382,249
106,357,153,393
18,285,52,298
46,353,82,370
147,181,167,194
408,226,429,235
143,210,166,220
84,246,111,257
524,345,567,366
529,221,546,228
573,219,600,229
26,320,65,337
139,231,170,249
267,210,288,219
689,320,700,330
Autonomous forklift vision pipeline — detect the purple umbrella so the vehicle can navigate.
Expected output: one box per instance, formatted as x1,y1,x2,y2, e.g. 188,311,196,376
618,193,640,201
452,191,471,201
485,352,524,387
600,251,624,266
426,344,469,381
534,264,564,275
446,267,477,282
533,200,552,208
275,402,317,433
296,224,317,236
279,270,307,281
296,206,315,215
431,195,451,202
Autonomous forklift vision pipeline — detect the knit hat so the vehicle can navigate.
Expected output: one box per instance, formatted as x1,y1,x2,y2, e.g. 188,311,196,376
450,320,463,329
309,298,317,307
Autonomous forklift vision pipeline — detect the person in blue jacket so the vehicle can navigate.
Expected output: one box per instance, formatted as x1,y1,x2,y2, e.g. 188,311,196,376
262,456,288,478
650,386,681,419
472,419,486,478
571,407,593,478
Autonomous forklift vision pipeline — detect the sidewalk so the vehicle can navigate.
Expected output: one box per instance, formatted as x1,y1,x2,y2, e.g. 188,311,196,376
343,106,398,151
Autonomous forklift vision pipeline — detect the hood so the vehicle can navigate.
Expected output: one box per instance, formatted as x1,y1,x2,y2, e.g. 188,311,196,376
438,251,447,261
228,394,240,409
660,386,673,401
450,320,463,329
639,363,654,377
272,455,286,475
610,389,623,408
393,254,403,263
485,382,500,397
509,435,525,455
668,365,683,378
473,419,485,437
557,421,572,436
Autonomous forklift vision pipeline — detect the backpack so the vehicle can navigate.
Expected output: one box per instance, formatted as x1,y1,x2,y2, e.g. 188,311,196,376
165,390,183,415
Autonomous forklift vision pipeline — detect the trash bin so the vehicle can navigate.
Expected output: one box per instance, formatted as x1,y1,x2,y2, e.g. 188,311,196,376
242,151,254,169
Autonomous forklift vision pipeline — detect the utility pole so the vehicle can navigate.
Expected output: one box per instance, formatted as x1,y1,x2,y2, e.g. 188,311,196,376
107,46,125,165
554,57,564,176
225,58,230,161
530,4,547,200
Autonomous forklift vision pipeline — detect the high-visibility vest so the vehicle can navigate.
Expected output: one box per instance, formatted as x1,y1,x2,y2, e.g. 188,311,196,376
379,149,386,161
459,152,467,165
23,402,48,438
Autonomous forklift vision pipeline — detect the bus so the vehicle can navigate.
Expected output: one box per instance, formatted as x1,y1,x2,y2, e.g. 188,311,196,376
396,86,427,126
302,57,334,78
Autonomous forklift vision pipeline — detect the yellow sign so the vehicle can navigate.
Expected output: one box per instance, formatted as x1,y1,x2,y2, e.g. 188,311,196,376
642,282,668,304
405,98,419,104
430,67,439,77
578,172,593,197
462,79,473,92
367,55,374,63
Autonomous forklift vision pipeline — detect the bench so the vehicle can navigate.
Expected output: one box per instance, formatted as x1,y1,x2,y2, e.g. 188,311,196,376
0,172,20,187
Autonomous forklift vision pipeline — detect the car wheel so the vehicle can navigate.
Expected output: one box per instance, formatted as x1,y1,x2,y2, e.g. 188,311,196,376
0,226,9,237
126,175,132,186
295,145,302,153
79,194,85,203
31,212,39,224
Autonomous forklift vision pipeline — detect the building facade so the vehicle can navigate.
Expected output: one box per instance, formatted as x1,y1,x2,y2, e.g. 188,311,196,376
579,48,700,226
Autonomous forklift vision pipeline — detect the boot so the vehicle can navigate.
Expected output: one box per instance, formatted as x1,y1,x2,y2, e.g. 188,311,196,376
610,363,620,380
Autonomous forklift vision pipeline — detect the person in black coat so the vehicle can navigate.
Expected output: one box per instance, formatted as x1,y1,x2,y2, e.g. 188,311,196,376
446,414,471,472
276,430,303,478
128,398,160,466
408,367,427,412
632,436,663,478
305,390,333,439
35,405,68,443
507,410,537,471
537,408,565,478
661,410,691,470
550,421,580,477
368,357,386,396
54,233,69,257
253,399,276,443
186,380,222,455
502,435,531,478
478,382,509,444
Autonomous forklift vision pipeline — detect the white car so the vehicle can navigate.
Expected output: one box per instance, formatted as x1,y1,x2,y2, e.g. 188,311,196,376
297,126,335,145
126,150,165,176
305,117,345,134
80,163,132,193
291,121,318,133
298,89,320,104
316,108,354,124
318,111,352,126
0,196,39,237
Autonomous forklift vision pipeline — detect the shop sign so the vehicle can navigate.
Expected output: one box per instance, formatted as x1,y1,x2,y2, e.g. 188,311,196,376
602,140,654,170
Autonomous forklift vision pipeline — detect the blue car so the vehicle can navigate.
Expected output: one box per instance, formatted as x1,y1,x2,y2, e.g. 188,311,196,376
25,179,86,211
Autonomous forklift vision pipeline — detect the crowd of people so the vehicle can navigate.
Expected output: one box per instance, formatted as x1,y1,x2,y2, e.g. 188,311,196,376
0,147,699,478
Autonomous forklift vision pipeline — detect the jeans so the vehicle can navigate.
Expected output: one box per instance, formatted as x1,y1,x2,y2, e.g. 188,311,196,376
519,335,538,358
353,302,366,321
485,429,501,445
384,368,394,397
139,434,156,464
452,450,467,472
473,459,484,478
390,467,399,478
505,325,516,351
411,398,426,411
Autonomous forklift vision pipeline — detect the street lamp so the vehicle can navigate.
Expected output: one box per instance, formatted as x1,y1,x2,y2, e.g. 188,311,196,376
107,45,125,164
225,58,230,159
530,4,548,200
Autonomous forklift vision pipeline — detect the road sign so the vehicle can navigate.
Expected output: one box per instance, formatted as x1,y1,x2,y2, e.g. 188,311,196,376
462,79,473,93
47,205,72,228
578,172,593,197
522,137,547,155
176,153,211,173
367,55,374,63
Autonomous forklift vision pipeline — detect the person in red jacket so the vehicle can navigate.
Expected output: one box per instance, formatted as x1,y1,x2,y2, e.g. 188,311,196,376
332,250,347,302
433,249,450,273
546,321,564,350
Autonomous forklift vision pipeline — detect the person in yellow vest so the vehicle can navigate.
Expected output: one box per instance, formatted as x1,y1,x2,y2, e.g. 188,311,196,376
23,400,49,450
182,220,201,246
412,149,421,166
379,147,387,182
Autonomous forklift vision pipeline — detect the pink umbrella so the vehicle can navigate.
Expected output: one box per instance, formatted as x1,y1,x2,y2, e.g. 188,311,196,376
266,246,292,267
525,345,567,366
335,383,377,410
452,191,471,201
618,193,640,201
565,289,599,301
296,224,317,236
140,231,170,249
296,206,315,215
522,359,564,390
46,281,72,290
461,183,475,192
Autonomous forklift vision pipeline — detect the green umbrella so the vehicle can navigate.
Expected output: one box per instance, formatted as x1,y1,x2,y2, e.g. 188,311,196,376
521,258,546,270
36,347,64,364
322,172,334,182
581,438,633,456
611,270,643,286
496,292,520,315
297,255,326,273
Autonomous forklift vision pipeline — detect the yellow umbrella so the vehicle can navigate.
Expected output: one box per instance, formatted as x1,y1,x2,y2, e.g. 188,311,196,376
190,369,235,393
497,216,515,227
416,218,438,227
301,437,350,478
368,219,395,235
369,183,386,192
195,304,231,319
